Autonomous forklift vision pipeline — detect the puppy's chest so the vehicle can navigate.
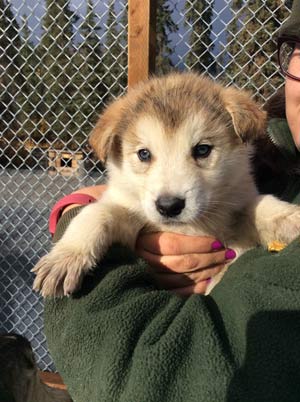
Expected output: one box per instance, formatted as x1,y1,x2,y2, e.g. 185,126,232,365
142,221,215,237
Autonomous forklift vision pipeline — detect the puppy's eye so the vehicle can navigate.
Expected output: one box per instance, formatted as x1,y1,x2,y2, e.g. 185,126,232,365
137,148,151,162
192,144,213,159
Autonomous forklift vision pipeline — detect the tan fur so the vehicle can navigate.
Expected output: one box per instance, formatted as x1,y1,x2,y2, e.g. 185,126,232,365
32,72,300,297
89,95,128,162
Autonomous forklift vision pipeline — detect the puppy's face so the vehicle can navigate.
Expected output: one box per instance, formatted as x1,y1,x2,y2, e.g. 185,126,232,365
121,113,243,226
90,73,266,226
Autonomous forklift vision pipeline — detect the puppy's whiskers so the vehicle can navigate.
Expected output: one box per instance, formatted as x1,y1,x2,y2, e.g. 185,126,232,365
205,207,232,220
208,200,240,208
190,211,219,232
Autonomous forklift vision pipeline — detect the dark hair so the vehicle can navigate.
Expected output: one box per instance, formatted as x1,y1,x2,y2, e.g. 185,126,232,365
277,1,300,43
253,87,290,189
263,87,286,119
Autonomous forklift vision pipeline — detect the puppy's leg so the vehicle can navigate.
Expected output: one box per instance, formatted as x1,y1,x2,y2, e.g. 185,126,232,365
32,199,142,297
246,194,300,247
207,195,300,294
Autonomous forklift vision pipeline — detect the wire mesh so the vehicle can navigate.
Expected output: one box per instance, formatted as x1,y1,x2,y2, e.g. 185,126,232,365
166,0,292,100
0,0,292,371
1,0,127,371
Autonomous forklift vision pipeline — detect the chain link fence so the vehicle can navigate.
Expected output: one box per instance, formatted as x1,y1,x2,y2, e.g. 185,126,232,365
165,0,292,100
1,0,127,371
0,0,292,371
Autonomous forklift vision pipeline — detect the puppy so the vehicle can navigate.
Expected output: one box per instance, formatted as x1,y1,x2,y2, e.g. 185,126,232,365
32,72,300,297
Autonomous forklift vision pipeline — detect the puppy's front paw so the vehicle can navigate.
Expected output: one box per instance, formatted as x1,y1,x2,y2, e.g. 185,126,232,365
273,207,300,244
32,246,96,297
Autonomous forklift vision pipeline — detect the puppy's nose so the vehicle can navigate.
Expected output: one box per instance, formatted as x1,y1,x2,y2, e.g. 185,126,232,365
155,196,185,217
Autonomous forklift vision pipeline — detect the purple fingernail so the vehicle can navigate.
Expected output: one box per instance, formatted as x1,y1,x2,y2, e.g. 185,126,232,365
225,249,236,260
206,277,212,284
211,240,224,251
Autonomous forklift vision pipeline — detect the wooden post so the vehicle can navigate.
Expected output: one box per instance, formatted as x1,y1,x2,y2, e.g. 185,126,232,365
128,0,157,88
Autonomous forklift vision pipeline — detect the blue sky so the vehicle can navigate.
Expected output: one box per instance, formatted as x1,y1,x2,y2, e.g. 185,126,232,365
9,0,234,67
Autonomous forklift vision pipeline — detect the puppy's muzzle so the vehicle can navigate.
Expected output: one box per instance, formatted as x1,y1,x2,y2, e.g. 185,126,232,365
155,195,185,218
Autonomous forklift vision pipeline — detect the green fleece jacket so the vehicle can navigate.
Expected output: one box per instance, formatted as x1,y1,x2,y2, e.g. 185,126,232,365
44,119,300,402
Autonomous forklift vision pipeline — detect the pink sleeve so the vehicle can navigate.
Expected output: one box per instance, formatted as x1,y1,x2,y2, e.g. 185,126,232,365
49,193,96,236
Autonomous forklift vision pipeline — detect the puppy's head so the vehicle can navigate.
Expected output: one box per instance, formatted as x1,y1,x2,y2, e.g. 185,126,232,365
90,73,266,226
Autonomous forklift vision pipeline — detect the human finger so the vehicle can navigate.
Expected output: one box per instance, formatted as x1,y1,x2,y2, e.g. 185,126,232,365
170,280,210,296
136,247,232,273
136,232,224,256
149,264,225,289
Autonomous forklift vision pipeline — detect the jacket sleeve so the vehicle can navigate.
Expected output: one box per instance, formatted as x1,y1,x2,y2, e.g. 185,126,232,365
44,208,300,402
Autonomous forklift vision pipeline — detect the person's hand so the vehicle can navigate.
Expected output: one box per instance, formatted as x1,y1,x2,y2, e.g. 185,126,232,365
135,232,236,296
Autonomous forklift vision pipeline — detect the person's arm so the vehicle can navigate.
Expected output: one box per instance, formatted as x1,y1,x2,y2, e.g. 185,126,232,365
61,185,107,215
45,207,300,402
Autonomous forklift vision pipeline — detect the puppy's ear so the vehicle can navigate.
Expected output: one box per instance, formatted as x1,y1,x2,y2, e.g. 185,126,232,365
89,96,126,162
222,87,267,142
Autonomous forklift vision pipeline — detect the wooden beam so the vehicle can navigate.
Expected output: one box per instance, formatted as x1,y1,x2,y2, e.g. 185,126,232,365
39,371,67,391
128,0,157,88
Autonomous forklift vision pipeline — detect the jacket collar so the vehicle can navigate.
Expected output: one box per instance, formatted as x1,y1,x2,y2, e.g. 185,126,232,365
267,118,298,161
